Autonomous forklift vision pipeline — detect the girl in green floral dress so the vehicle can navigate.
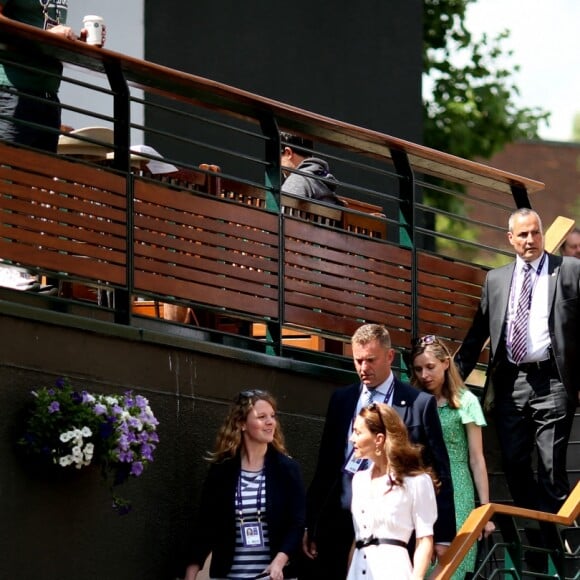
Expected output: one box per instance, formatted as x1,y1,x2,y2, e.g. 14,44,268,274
410,335,495,579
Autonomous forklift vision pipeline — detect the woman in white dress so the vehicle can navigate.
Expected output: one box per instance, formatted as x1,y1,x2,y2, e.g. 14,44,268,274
347,403,438,580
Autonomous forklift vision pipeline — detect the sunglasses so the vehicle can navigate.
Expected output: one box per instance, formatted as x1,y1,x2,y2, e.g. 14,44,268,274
411,335,437,347
367,402,385,430
236,389,267,403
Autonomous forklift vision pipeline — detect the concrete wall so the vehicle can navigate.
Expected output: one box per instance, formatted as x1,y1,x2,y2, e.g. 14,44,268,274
0,304,352,579
145,0,423,142
143,0,424,202
1,300,577,578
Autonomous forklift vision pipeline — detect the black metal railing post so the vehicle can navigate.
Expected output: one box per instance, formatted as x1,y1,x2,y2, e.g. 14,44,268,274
511,184,532,209
104,60,132,325
391,148,417,345
260,115,283,356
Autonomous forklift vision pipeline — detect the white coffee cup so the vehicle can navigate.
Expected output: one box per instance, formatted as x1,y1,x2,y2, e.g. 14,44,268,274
83,15,104,46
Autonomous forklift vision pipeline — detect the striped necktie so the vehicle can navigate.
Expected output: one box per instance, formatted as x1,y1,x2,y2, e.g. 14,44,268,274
512,263,532,364
363,387,378,408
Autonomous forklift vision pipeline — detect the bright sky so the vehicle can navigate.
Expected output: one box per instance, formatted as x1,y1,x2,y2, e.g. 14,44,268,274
466,0,580,142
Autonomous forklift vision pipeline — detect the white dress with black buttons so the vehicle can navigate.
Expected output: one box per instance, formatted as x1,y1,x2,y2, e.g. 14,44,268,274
347,470,437,580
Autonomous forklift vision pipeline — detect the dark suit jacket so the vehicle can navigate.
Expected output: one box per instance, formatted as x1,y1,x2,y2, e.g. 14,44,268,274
306,377,456,544
189,446,306,578
455,253,580,403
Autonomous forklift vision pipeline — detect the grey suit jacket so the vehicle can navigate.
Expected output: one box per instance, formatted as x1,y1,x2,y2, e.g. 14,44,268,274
455,253,580,403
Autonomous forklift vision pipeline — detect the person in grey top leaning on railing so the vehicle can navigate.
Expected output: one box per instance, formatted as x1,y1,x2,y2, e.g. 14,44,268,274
279,132,344,206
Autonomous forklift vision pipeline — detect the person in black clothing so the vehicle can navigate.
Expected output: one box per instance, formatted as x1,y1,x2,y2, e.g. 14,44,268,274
184,390,305,580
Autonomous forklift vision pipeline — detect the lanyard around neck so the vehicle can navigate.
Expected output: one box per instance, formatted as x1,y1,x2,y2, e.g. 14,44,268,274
363,378,395,407
236,468,265,523
510,252,547,313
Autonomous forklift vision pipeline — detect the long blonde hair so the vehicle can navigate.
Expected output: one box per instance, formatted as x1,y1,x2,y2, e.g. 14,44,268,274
207,389,287,463
410,336,465,409
360,403,440,492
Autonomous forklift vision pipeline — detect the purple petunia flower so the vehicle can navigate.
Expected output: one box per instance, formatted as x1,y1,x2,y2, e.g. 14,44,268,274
48,401,60,414
128,417,141,430
135,395,147,409
140,443,154,462
81,391,96,404
55,378,65,389
93,403,107,416
130,461,144,477
117,449,134,463
117,434,130,451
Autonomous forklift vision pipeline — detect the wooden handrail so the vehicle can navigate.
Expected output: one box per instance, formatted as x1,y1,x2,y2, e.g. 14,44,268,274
432,481,580,579
0,18,544,197
544,216,576,254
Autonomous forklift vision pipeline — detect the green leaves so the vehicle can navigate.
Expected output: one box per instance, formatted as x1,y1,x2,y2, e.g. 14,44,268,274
423,0,550,161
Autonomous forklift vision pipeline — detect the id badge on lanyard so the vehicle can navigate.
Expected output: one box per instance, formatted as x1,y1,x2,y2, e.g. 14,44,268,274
241,522,264,547
237,470,265,548
343,449,365,475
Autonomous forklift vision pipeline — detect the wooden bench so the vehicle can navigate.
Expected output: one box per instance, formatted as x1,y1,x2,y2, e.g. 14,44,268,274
219,176,387,235
132,299,163,318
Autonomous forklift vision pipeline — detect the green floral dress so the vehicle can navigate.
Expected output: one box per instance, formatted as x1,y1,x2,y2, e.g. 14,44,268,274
438,389,486,579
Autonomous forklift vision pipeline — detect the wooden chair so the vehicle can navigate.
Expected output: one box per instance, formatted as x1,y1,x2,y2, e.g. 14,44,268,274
339,196,387,238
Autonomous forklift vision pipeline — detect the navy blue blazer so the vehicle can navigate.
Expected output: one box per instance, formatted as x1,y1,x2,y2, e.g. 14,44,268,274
189,446,306,578
306,377,456,544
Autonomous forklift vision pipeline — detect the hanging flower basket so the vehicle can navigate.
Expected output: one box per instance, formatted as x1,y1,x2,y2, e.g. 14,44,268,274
18,378,159,514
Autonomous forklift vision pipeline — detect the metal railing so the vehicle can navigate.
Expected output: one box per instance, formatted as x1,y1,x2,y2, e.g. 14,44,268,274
0,18,545,367
433,481,580,579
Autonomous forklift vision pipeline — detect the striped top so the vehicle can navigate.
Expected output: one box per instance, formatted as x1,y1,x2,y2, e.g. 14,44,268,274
225,469,271,579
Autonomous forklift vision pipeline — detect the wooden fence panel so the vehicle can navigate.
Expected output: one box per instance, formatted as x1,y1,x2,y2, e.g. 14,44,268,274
0,144,127,285
132,178,280,319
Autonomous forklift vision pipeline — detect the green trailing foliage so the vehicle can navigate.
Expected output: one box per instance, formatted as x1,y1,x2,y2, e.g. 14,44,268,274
422,0,550,254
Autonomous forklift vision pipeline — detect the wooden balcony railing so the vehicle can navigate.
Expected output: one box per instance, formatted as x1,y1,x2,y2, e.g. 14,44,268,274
0,17,548,364
0,141,493,354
